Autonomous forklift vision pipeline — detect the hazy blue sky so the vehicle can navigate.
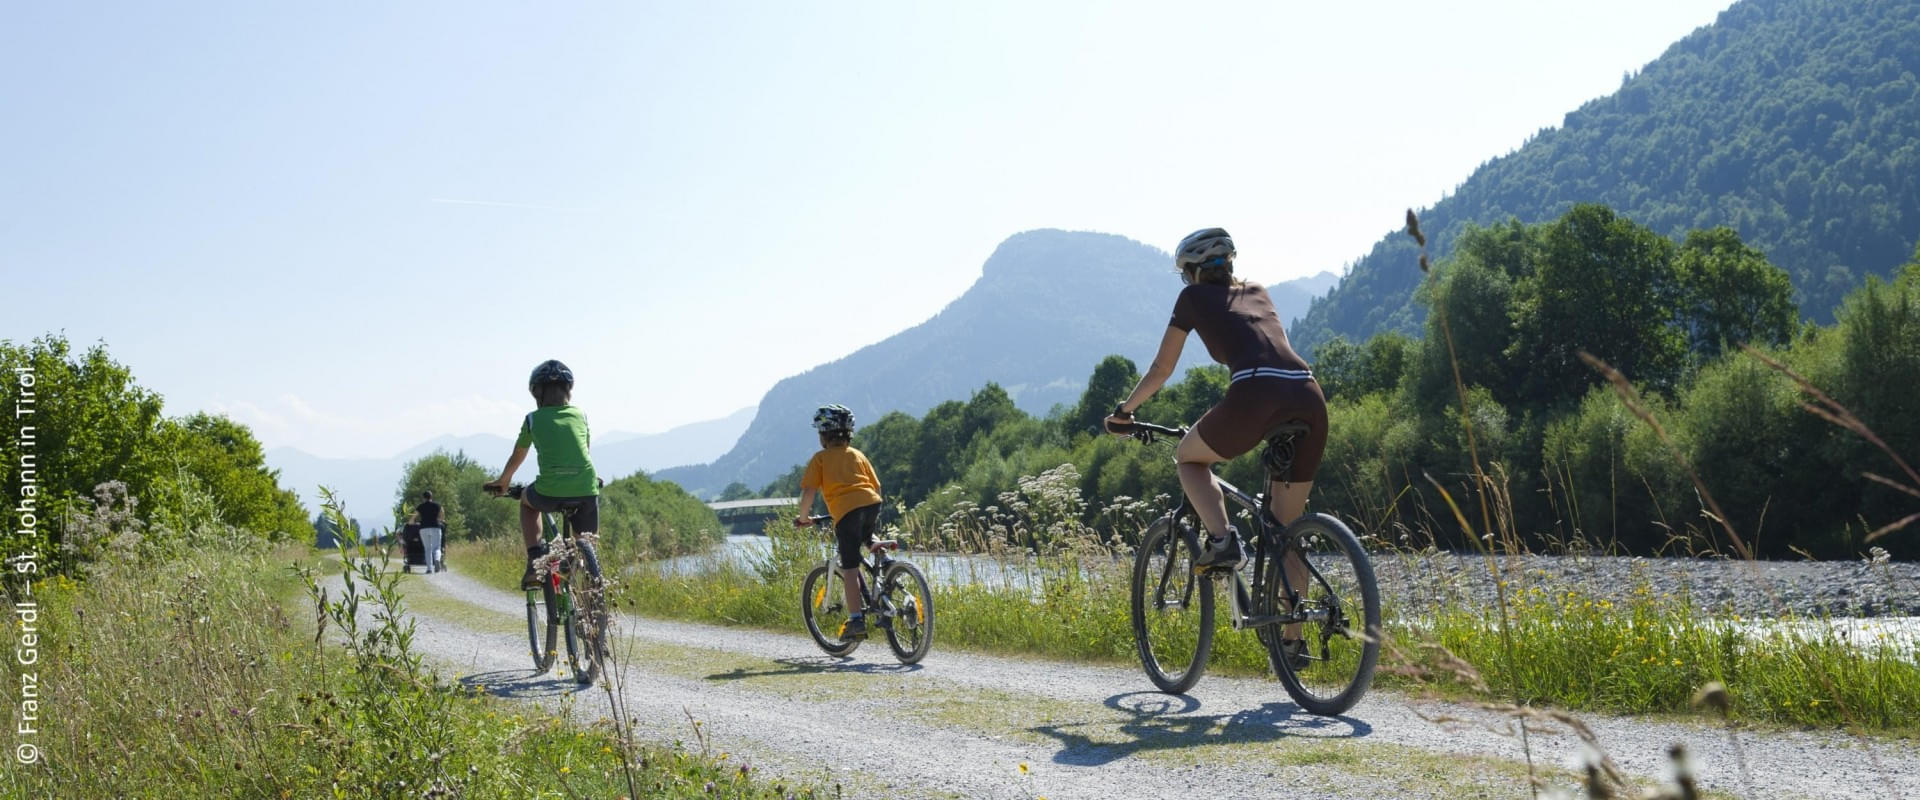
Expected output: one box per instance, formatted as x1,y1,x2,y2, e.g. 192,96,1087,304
4,0,1733,458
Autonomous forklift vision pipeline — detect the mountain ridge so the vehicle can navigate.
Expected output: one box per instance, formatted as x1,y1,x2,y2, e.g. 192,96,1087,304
656,229,1337,497
266,405,755,526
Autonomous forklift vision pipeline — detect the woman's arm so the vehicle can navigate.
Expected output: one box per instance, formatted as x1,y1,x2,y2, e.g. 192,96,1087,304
1107,326,1187,429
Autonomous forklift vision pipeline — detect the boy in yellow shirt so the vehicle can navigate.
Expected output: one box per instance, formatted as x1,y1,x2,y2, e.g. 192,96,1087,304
792,404,884,641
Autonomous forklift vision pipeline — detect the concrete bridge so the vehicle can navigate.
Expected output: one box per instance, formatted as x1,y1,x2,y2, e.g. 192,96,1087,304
707,497,798,536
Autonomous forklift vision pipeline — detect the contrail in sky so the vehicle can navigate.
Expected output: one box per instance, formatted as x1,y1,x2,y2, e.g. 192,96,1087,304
428,197,582,211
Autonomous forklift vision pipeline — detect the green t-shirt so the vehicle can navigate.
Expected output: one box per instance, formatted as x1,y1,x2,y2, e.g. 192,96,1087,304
514,405,599,497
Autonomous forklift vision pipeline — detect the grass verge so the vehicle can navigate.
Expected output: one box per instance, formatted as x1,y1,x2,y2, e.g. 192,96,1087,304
0,542,826,799
451,529,1920,736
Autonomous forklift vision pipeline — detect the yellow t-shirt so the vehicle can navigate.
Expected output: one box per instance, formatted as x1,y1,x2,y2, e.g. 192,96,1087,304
800,445,883,520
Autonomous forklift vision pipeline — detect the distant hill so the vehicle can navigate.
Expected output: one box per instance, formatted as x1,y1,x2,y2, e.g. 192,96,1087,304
656,229,1336,497
266,405,754,526
1292,0,1920,353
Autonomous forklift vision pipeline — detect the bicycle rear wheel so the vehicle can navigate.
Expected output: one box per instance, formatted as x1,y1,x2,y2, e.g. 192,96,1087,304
1261,513,1380,716
526,585,560,672
1130,514,1214,694
562,540,611,686
879,561,934,665
801,565,859,657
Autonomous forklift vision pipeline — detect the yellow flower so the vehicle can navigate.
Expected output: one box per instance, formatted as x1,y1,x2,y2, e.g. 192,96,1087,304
1810,700,1821,707
1018,763,1029,774
560,766,572,775
1671,658,1682,667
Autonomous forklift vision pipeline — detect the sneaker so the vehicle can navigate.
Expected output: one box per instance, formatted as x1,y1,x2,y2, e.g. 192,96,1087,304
1193,527,1246,570
1279,638,1310,672
839,616,868,642
520,560,542,591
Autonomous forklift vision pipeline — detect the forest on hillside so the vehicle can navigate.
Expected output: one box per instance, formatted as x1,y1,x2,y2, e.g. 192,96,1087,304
763,206,1920,560
1294,0,1920,352
389,450,721,559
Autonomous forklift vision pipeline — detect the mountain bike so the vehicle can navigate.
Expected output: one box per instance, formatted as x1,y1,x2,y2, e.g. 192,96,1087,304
488,483,611,686
798,514,934,664
1116,419,1380,716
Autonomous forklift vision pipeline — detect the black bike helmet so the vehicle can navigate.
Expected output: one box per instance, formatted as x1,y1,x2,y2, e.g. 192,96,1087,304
528,359,575,395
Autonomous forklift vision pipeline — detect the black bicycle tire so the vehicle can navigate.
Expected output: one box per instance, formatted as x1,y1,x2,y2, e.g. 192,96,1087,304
801,565,859,657
526,583,560,672
565,540,610,685
1263,513,1380,716
1130,514,1215,694
880,561,934,665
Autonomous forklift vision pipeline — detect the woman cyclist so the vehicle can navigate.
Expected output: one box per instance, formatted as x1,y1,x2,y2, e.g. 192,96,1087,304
1105,227,1327,657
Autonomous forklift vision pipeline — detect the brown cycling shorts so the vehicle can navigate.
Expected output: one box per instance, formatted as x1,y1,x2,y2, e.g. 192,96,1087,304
1190,376,1329,483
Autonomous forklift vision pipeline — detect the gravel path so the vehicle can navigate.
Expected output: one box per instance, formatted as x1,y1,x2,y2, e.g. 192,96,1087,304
364,569,1919,800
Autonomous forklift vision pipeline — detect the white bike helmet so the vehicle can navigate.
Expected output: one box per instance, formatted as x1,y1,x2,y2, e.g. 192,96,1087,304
812,404,855,434
1175,227,1236,284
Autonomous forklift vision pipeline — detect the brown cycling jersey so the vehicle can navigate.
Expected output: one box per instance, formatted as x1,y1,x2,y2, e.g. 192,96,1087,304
1167,282,1310,372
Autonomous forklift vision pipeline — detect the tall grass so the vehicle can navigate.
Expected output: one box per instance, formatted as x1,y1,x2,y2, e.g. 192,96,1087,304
0,491,824,799
455,499,1920,736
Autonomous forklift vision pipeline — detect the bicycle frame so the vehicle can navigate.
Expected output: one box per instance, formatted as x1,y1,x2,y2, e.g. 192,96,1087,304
531,510,576,620
495,481,608,683
809,517,899,617
1123,420,1343,635
1159,479,1337,633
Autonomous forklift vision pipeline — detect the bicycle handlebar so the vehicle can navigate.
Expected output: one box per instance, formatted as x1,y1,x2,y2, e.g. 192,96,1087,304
1108,419,1187,443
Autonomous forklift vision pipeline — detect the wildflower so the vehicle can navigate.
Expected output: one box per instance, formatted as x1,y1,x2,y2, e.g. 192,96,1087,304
560,766,571,775
1018,763,1029,774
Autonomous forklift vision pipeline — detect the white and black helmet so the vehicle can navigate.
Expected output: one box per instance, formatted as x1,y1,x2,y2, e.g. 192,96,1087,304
812,404,855,434
1175,227,1236,283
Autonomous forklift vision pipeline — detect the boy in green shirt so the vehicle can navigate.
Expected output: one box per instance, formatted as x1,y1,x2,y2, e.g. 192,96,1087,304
484,359,601,590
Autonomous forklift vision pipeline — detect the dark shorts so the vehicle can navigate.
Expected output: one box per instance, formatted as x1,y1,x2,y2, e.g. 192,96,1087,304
1191,376,1329,483
524,485,600,534
834,502,882,570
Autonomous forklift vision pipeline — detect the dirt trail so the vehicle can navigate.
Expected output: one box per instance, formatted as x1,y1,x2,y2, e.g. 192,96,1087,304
372,569,1917,800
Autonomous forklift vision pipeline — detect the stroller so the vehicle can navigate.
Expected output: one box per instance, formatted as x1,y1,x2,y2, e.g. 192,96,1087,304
401,523,446,573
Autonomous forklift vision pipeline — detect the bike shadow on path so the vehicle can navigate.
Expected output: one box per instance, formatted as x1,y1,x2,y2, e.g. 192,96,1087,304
458,669,584,699
1031,691,1372,767
705,655,923,682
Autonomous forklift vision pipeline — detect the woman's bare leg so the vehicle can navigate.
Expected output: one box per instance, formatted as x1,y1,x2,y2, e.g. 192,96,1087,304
1270,480,1314,640
1175,428,1230,539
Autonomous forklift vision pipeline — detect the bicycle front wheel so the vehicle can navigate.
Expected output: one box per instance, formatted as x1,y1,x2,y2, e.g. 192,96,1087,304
526,585,560,672
1130,514,1214,694
879,561,934,665
562,540,611,686
1262,513,1380,716
801,565,859,657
